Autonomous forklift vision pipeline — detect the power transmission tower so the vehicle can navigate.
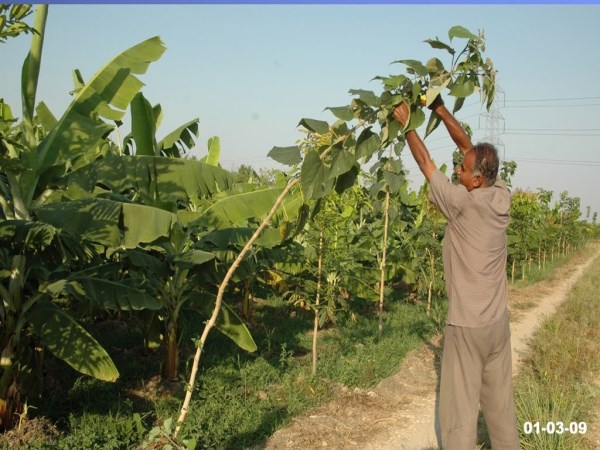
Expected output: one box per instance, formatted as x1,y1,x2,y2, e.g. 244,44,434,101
481,84,506,159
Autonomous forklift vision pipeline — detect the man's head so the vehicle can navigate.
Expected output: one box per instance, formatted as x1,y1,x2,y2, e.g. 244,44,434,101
455,143,499,191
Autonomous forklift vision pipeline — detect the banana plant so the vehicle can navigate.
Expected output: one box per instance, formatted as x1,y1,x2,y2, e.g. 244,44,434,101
117,223,256,382
0,4,199,427
0,220,143,430
50,149,304,382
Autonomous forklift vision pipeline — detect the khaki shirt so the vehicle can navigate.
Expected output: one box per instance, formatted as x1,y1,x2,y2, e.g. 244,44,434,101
428,169,511,327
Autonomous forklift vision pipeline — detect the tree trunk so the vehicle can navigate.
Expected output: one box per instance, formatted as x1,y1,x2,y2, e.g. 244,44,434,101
511,259,516,284
543,249,547,269
0,378,20,431
427,281,433,317
162,319,179,382
312,229,324,376
377,190,390,340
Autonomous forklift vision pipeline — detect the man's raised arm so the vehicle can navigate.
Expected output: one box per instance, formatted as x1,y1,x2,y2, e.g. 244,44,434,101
428,96,472,156
392,102,436,181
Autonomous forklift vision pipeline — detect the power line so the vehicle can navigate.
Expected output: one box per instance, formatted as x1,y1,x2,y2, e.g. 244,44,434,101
505,132,600,136
510,158,600,167
506,128,600,132
506,96,600,103
504,103,600,108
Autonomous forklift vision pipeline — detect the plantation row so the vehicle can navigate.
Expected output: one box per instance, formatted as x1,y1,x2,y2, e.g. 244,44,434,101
1,5,599,446
508,189,596,282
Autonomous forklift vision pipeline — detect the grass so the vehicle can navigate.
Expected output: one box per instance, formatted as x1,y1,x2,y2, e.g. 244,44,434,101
511,249,600,449
2,289,443,449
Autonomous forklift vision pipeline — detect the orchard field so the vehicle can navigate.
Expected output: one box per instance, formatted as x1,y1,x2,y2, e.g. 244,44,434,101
1,5,599,449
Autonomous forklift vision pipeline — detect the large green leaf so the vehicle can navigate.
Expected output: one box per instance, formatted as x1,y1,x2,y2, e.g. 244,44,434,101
29,300,119,382
34,101,57,132
130,92,158,156
121,202,176,248
36,36,166,172
395,59,428,77
327,148,355,180
448,25,477,41
425,78,450,107
65,155,233,209
424,38,455,55
355,128,381,161
179,187,285,229
200,136,220,166
324,106,354,121
41,274,162,311
348,89,380,108
200,227,283,250
267,146,301,166
406,107,425,132
452,96,466,114
158,119,199,158
187,293,257,353
34,198,176,249
217,300,257,352
123,249,166,275
300,149,327,201
298,118,329,134
172,249,215,267
424,111,442,139
449,76,475,98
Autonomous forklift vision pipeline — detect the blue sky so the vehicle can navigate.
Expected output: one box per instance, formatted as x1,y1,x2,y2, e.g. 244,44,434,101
2,4,600,217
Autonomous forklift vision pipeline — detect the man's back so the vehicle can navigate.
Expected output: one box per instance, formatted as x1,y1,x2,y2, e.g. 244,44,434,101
428,169,511,327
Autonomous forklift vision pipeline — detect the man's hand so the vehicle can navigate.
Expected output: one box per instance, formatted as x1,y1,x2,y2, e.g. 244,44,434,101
427,94,444,111
392,101,410,129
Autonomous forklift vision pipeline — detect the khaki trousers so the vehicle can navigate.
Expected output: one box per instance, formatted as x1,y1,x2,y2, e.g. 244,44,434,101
439,314,520,449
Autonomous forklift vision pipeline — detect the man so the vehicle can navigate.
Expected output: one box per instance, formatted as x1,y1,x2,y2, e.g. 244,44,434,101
392,96,520,449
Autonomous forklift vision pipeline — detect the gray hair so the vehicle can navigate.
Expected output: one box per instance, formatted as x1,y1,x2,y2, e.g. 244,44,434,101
472,143,499,186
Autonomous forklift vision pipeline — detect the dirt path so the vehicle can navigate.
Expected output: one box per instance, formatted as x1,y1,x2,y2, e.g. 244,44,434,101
259,246,600,450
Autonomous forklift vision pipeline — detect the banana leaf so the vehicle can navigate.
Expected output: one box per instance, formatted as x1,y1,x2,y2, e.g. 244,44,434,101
40,275,161,311
29,299,119,382
64,155,233,210
34,198,177,249
185,291,257,353
179,186,302,229
36,36,166,173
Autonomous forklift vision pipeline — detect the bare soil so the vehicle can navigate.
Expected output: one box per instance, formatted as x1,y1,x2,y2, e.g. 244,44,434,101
258,246,600,450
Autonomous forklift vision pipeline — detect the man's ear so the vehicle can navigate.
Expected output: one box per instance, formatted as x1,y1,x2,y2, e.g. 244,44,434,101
473,174,483,188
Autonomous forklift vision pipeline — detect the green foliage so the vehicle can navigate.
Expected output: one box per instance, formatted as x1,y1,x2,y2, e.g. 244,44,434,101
36,36,166,176
53,411,148,450
269,25,496,204
0,220,122,429
0,4,36,43
142,418,197,450
123,91,200,158
508,189,592,282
